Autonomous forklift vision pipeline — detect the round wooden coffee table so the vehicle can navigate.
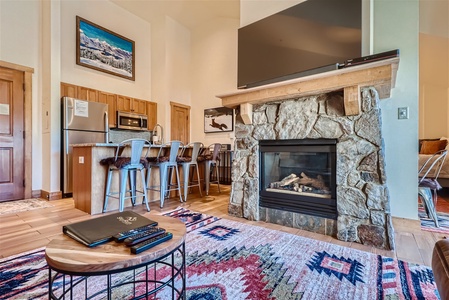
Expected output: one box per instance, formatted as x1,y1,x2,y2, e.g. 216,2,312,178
45,215,186,299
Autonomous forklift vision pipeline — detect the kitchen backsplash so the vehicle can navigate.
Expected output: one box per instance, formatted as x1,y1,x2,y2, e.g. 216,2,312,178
109,129,153,144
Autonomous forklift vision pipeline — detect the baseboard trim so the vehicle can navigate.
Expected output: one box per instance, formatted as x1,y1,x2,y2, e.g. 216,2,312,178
31,190,42,198
40,190,63,201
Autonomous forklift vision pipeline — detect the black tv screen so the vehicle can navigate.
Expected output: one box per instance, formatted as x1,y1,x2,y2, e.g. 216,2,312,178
238,0,362,89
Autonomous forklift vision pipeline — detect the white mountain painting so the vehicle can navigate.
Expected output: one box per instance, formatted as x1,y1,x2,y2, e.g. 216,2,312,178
79,29,133,78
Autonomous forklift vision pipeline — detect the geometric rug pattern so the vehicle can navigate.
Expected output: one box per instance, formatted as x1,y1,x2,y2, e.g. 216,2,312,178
0,209,441,299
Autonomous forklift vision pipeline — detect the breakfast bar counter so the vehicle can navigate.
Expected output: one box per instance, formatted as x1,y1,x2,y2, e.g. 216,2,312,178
72,143,163,215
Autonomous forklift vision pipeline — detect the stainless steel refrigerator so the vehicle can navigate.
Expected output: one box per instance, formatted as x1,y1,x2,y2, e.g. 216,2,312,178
61,97,109,197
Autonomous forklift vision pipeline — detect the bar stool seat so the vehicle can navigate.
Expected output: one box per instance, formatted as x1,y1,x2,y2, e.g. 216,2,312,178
177,142,203,201
146,141,183,207
198,143,221,196
100,139,150,213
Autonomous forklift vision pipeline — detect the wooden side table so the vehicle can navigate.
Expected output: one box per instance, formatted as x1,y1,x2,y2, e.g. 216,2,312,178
45,215,186,299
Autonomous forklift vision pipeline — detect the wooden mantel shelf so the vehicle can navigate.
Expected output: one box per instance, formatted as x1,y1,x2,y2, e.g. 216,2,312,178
217,57,399,124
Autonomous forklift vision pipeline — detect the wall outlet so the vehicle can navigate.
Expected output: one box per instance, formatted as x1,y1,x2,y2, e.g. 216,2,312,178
79,156,84,164
398,107,409,119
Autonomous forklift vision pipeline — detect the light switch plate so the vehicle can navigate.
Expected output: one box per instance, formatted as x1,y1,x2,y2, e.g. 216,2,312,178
398,107,409,119
79,156,84,164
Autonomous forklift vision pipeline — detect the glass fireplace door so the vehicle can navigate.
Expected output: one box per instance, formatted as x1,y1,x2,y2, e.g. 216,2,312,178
259,139,337,219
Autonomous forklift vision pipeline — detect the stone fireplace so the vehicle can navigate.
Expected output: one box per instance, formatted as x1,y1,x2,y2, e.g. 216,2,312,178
219,58,399,250
228,88,395,250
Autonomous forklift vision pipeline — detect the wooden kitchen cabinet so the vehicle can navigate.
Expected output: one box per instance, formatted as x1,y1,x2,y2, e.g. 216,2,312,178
60,82,78,98
117,95,147,115
116,95,132,112
61,82,155,130
98,91,117,128
132,98,147,115
146,101,157,130
77,86,98,101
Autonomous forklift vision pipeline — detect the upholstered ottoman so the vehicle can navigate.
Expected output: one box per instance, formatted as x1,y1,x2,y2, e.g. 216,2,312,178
432,238,449,300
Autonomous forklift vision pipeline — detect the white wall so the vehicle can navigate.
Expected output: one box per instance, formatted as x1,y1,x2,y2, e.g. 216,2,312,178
374,0,419,220
0,0,153,193
240,0,420,220
149,15,192,141
164,16,191,138
60,0,152,100
191,17,239,147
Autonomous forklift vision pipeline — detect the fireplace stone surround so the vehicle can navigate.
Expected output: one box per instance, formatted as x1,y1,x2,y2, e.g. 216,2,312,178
228,88,395,250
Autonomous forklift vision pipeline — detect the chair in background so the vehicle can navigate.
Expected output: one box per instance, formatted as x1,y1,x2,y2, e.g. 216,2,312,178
418,149,448,227
146,140,183,207
100,138,150,213
177,142,204,201
198,143,221,196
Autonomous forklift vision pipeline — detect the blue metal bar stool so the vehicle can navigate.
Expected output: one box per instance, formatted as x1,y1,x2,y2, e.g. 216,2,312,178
198,143,221,196
177,142,204,201
100,138,150,212
146,140,183,207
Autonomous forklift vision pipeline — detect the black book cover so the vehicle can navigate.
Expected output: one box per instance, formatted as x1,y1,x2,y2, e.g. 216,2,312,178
63,211,158,247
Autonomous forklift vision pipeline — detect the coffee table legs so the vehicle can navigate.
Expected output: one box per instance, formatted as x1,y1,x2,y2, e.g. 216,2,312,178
48,242,186,299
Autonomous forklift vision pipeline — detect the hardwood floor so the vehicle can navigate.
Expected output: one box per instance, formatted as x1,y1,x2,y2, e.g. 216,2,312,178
0,185,446,267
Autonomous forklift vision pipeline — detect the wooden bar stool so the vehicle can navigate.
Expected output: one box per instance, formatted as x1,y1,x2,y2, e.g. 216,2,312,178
100,138,150,212
177,142,204,201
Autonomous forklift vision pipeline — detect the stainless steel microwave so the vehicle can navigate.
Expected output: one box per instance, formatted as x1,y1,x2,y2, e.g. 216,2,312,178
116,111,148,131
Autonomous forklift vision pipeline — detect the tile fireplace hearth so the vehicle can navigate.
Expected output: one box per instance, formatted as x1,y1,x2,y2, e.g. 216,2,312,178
228,88,395,250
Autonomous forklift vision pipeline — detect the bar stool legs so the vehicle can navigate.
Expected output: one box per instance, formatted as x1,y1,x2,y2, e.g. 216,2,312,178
205,160,220,196
180,162,202,201
101,139,151,213
103,166,149,213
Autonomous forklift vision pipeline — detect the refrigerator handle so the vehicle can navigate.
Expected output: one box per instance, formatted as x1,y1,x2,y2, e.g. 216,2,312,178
104,111,109,143
65,131,70,154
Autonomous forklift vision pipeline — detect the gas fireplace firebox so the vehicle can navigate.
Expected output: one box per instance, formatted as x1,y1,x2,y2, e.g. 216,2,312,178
259,139,337,219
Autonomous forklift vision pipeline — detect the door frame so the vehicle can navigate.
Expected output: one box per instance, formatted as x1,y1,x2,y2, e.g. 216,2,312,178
0,60,34,199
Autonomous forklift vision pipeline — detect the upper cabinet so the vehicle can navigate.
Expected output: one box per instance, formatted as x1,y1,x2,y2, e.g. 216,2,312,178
77,86,98,102
132,98,147,115
60,82,156,130
60,82,78,99
117,95,146,115
146,101,157,130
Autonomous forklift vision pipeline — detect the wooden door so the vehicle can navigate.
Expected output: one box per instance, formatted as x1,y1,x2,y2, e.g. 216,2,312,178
170,102,190,144
0,68,24,201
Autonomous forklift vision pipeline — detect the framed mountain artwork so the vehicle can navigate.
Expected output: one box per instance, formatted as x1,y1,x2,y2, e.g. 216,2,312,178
204,107,234,133
76,16,135,81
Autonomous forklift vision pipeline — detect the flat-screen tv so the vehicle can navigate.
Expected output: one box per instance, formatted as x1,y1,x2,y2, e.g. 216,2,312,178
238,0,362,89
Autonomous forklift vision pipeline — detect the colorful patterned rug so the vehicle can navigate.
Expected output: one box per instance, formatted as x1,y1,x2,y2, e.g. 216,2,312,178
419,206,449,234
0,208,440,299
0,198,53,215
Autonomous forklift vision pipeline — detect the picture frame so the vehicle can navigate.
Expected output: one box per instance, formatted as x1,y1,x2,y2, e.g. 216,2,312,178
76,16,135,81
204,107,234,133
